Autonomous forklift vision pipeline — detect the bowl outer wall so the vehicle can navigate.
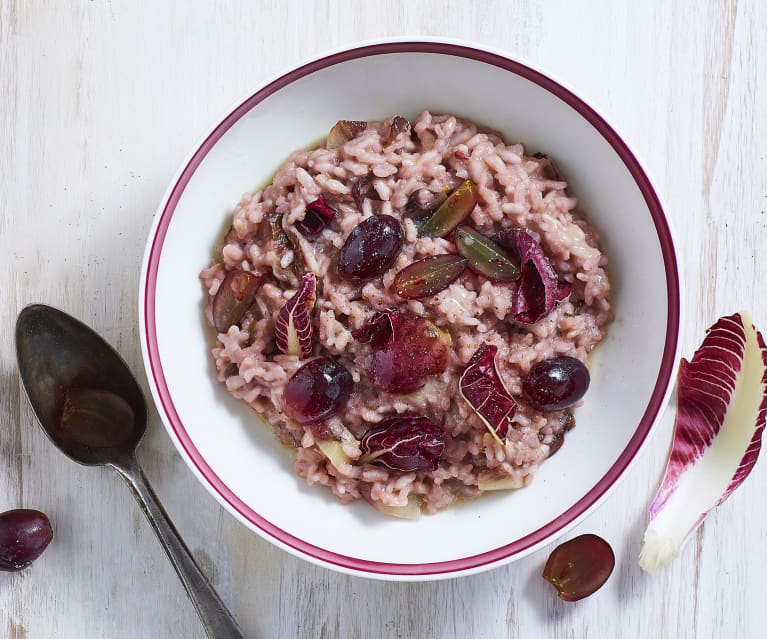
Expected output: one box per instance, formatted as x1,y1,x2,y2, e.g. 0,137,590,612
138,37,683,581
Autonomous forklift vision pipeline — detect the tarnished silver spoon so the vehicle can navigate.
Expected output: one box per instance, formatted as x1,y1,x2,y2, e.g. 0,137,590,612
15,304,247,639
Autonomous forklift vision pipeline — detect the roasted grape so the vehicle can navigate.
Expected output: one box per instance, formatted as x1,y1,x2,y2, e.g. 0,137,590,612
211,269,261,333
338,215,403,282
366,317,452,393
455,226,520,282
283,357,354,423
393,255,467,299
543,534,614,601
418,180,477,237
522,356,590,411
0,509,53,571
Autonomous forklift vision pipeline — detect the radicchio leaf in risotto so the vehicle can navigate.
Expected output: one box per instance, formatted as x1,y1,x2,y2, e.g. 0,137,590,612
360,415,445,472
351,309,403,348
459,343,517,445
296,196,336,237
495,229,570,324
275,273,316,358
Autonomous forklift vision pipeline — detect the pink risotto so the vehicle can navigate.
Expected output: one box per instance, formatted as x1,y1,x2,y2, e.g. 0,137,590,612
200,112,612,517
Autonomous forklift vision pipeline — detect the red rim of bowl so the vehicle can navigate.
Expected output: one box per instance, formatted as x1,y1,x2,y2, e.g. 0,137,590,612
143,41,680,577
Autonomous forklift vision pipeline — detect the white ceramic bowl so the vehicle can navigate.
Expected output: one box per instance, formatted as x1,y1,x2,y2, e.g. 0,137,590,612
139,38,681,580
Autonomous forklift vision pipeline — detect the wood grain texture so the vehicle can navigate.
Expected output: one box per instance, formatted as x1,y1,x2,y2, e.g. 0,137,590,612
1,0,766,637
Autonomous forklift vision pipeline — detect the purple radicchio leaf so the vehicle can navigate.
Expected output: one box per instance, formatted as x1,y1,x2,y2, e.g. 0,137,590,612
359,415,445,472
296,196,336,237
275,273,316,358
351,309,403,349
639,312,767,573
459,343,517,445
494,229,570,324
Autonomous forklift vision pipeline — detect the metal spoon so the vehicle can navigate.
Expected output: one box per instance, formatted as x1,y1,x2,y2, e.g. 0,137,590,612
15,304,247,639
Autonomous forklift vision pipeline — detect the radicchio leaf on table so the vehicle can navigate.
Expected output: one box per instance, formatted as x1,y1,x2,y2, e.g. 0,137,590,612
360,415,445,472
494,228,570,324
639,312,767,572
275,273,316,358
459,343,517,445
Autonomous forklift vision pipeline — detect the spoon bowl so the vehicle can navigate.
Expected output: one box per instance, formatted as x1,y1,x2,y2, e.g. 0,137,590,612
16,304,146,465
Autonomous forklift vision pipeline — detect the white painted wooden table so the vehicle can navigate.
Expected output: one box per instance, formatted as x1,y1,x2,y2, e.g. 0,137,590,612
2,1,765,637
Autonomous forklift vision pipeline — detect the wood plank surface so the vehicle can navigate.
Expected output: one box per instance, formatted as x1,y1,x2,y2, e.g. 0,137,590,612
1,1,766,637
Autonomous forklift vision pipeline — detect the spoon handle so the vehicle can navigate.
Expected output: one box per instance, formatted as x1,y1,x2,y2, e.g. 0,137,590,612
113,457,248,639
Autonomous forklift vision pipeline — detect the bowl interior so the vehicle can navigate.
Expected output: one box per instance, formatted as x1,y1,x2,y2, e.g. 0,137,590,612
144,46,677,574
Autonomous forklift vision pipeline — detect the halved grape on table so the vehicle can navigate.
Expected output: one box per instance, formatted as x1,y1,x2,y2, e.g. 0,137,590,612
200,112,612,518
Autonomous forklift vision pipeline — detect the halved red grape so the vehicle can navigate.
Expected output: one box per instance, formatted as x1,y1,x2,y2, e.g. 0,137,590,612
418,180,477,237
393,254,467,299
542,534,614,601
338,215,403,282
212,269,261,333
455,226,520,282
366,317,452,394
0,509,53,571
522,356,590,411
283,357,353,423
